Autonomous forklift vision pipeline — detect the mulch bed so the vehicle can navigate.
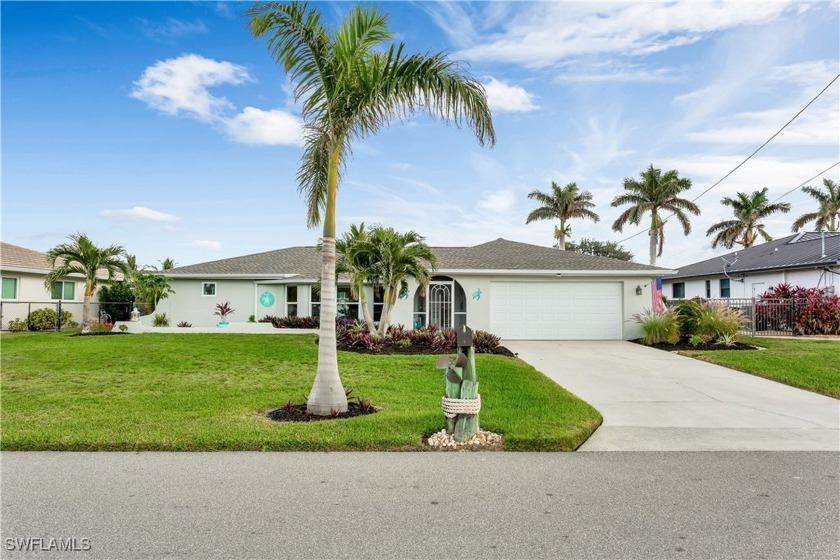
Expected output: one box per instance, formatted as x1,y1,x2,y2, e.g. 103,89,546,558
631,339,759,351
265,401,379,422
71,331,131,337
336,342,516,358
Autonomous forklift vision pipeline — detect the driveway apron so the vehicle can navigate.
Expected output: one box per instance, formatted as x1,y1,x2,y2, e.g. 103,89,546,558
505,340,840,451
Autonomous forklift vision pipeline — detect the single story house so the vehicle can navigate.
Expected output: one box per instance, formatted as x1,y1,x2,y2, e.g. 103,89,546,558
159,238,673,340
0,241,110,327
662,231,840,301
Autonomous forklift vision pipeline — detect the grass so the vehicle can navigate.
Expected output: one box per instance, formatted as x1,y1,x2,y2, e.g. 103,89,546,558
681,336,840,398
0,333,601,451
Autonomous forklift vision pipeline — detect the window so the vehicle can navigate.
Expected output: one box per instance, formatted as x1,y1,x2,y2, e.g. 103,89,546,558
672,282,685,299
720,278,731,298
202,282,216,296
50,281,75,300
373,285,384,321
310,285,320,317
336,285,359,319
705,280,711,298
1,277,18,299
286,285,298,317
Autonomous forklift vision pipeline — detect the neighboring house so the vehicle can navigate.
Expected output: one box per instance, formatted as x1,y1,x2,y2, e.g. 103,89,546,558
159,238,674,340
0,241,111,327
663,232,840,301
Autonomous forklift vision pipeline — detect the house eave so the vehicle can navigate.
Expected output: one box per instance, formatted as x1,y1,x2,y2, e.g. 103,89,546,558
437,268,677,277
666,262,840,281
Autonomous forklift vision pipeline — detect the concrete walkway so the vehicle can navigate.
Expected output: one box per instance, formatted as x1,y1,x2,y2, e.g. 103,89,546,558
506,341,840,452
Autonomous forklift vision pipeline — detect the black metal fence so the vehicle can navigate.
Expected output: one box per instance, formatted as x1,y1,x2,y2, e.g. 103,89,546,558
0,301,143,332
670,297,815,336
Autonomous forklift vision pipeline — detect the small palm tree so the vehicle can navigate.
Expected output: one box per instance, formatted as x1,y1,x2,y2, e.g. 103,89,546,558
792,178,840,232
525,182,599,249
159,258,177,270
611,165,700,266
44,233,128,333
248,1,494,415
335,223,378,333
365,227,437,336
706,188,791,249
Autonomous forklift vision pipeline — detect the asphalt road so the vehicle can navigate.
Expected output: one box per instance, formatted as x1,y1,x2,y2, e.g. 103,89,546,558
1,452,838,560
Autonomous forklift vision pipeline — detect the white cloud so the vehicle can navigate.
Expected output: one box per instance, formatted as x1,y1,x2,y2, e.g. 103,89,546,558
225,107,303,146
188,240,222,248
131,54,252,122
445,2,803,68
557,64,682,83
390,162,412,171
478,190,517,212
482,78,539,113
100,206,181,222
137,18,208,41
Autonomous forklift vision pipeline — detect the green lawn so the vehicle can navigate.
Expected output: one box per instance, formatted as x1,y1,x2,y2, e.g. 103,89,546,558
0,333,601,451
681,337,840,398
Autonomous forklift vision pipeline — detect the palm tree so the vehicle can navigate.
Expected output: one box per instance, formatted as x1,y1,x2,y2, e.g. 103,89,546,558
248,2,495,415
525,182,599,249
335,223,378,333
44,233,128,333
706,188,791,249
612,165,700,266
365,227,437,336
792,178,840,232
159,258,177,270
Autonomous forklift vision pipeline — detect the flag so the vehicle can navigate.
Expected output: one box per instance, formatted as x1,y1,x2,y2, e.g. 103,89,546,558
652,277,665,313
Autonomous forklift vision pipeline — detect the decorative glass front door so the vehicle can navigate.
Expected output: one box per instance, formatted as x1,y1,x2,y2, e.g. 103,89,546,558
429,283,452,328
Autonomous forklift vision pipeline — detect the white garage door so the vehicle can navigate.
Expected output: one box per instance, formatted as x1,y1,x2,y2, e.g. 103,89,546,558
490,282,623,340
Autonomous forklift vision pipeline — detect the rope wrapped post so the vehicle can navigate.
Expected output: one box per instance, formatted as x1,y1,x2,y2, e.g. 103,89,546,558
435,325,481,442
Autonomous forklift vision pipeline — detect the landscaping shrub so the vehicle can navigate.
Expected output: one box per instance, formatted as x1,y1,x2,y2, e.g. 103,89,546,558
259,315,320,329
472,330,502,353
7,319,28,332
633,308,680,345
118,325,129,333
674,300,703,339
335,321,506,354
90,322,114,334
756,283,840,335
98,281,135,321
694,303,745,341
152,313,170,327
25,308,78,331
794,293,840,335
177,321,192,328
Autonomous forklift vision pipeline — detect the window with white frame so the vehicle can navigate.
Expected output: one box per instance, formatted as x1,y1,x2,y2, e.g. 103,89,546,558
286,285,298,317
310,284,320,316
705,280,711,298
672,282,685,299
202,282,216,296
1,277,18,300
719,278,731,298
50,281,75,300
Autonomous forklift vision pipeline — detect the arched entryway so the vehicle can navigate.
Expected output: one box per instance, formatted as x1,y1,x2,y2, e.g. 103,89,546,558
413,276,466,329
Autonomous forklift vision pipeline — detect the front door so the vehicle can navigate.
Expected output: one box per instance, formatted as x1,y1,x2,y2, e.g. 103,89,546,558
429,282,453,328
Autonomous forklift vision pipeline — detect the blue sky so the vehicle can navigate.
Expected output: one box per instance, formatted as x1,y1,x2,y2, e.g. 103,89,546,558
3,1,838,269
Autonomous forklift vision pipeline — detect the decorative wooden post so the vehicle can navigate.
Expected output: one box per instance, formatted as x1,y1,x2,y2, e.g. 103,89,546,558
436,325,481,442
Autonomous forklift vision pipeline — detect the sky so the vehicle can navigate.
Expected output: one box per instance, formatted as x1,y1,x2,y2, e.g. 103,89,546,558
2,1,839,270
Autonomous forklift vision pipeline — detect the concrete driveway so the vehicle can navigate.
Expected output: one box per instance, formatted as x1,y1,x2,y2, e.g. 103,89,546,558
506,341,840,452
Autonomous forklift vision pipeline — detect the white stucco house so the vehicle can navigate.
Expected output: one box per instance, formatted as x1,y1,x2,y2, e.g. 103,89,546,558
158,238,674,340
0,241,109,327
662,232,840,301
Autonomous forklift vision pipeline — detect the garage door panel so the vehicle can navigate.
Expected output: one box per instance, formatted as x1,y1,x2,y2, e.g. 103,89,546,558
490,282,622,340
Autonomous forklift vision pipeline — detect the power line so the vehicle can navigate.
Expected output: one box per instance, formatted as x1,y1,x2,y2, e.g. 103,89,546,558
770,161,840,204
615,72,840,245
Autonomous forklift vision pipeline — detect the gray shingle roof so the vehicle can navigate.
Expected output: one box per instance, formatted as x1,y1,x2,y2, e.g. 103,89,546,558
166,238,668,278
669,232,840,280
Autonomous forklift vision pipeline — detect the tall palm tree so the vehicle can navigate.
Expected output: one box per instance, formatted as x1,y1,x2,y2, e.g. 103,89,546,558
159,258,177,270
792,178,840,232
525,182,599,249
44,233,128,333
611,164,700,266
248,2,495,415
335,223,378,333
706,188,791,249
364,227,437,336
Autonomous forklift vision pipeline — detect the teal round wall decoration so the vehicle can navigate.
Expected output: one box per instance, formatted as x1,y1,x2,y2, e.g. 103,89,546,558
259,291,276,307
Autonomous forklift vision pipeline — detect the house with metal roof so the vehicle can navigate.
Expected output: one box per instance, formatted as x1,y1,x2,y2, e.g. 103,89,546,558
662,232,840,301
158,238,673,340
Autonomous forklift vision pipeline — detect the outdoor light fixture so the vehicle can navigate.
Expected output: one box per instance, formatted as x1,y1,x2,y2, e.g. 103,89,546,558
636,285,643,295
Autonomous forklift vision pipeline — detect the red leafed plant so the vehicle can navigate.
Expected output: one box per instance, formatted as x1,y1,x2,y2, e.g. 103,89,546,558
756,284,840,335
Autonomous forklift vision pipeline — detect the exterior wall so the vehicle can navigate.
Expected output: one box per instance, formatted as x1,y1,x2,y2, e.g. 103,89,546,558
0,269,98,326
663,267,840,300
157,274,660,339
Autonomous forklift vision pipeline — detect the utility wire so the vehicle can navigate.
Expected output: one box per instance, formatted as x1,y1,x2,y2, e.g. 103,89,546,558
770,161,840,204
615,73,840,245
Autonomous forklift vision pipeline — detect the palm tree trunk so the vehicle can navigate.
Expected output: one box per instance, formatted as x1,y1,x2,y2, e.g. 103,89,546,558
648,229,657,266
558,220,566,250
307,148,348,416
359,292,377,335
81,282,93,334
377,288,398,337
